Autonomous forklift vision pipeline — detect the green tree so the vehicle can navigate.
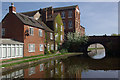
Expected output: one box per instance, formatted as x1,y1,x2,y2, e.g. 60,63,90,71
61,32,88,52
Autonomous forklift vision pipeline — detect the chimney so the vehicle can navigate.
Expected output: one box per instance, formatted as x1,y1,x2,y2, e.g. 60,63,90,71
9,3,16,13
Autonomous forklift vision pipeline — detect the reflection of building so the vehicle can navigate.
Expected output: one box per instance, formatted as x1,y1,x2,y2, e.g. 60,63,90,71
24,64,45,78
2,69,24,79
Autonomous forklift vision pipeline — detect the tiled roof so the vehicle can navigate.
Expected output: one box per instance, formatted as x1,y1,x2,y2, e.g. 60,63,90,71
53,5,78,11
0,38,23,44
15,13,44,29
37,20,53,32
21,10,38,17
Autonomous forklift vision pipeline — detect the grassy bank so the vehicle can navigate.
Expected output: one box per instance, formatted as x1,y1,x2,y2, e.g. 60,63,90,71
2,54,44,63
88,47,104,51
1,53,82,68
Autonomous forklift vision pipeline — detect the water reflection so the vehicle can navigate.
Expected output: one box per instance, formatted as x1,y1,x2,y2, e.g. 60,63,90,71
87,43,105,59
2,55,120,79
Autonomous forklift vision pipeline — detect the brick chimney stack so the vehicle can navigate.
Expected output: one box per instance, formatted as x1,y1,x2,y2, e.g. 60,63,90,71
9,3,16,13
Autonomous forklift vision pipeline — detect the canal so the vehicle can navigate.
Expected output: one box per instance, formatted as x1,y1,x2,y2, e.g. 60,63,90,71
1,48,120,79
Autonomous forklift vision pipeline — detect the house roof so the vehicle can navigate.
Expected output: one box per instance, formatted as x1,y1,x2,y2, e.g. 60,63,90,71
37,20,53,32
53,5,78,11
15,13,44,29
14,13,53,32
0,38,24,44
21,10,38,17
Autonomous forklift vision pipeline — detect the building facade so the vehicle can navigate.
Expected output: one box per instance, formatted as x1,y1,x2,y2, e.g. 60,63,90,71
54,5,85,36
1,3,46,57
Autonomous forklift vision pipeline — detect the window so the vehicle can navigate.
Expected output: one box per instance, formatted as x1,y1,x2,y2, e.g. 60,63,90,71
61,25,62,31
63,21,66,29
61,11,65,18
28,44,35,52
56,23,58,31
40,44,43,51
68,20,72,28
50,33,53,40
61,35,63,41
29,67,35,75
68,11,72,18
51,44,54,50
2,28,5,36
39,29,42,37
55,44,58,50
40,64,44,71
55,33,58,41
48,44,50,51
29,27,34,36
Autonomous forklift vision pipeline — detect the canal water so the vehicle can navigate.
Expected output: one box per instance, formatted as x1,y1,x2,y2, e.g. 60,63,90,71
1,50,120,80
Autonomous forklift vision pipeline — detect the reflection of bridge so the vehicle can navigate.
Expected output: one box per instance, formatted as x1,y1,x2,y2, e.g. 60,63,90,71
85,36,120,56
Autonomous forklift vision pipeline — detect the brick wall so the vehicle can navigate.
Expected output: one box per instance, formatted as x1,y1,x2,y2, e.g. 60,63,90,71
24,25,45,57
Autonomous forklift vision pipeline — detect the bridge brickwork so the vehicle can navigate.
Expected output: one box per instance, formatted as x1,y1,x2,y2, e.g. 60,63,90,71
85,36,120,56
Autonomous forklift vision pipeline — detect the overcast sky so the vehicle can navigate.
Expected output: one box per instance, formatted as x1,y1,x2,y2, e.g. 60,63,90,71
1,2,118,36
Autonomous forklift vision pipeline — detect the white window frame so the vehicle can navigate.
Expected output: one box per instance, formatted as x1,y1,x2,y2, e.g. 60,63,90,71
61,25,62,31
55,33,58,41
48,44,50,51
61,35,63,41
29,27,34,36
40,64,44,72
50,33,53,40
55,44,58,50
39,44,43,51
28,44,35,52
68,10,72,18
56,23,58,31
39,29,42,37
29,67,35,75
51,44,54,50
2,28,5,36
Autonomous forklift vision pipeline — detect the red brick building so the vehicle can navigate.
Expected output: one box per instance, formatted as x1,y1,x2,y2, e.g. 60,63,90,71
22,7,64,50
54,5,85,36
1,3,52,57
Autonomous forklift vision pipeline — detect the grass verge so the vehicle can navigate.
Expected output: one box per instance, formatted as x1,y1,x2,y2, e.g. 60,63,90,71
2,54,44,63
1,53,81,68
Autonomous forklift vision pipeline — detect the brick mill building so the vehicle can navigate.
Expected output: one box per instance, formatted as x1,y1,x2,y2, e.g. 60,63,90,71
54,5,85,36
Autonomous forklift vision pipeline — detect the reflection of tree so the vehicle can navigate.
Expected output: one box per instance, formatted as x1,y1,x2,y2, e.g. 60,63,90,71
62,58,89,77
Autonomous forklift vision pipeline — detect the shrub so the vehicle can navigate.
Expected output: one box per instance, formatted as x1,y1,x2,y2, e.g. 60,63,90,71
44,48,51,55
60,49,68,54
50,50,57,54
61,32,88,52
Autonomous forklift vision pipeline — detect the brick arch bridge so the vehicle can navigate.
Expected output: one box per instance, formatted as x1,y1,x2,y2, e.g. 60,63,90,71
84,36,120,57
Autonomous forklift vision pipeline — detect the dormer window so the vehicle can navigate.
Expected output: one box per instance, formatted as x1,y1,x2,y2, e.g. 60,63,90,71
29,27,34,36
